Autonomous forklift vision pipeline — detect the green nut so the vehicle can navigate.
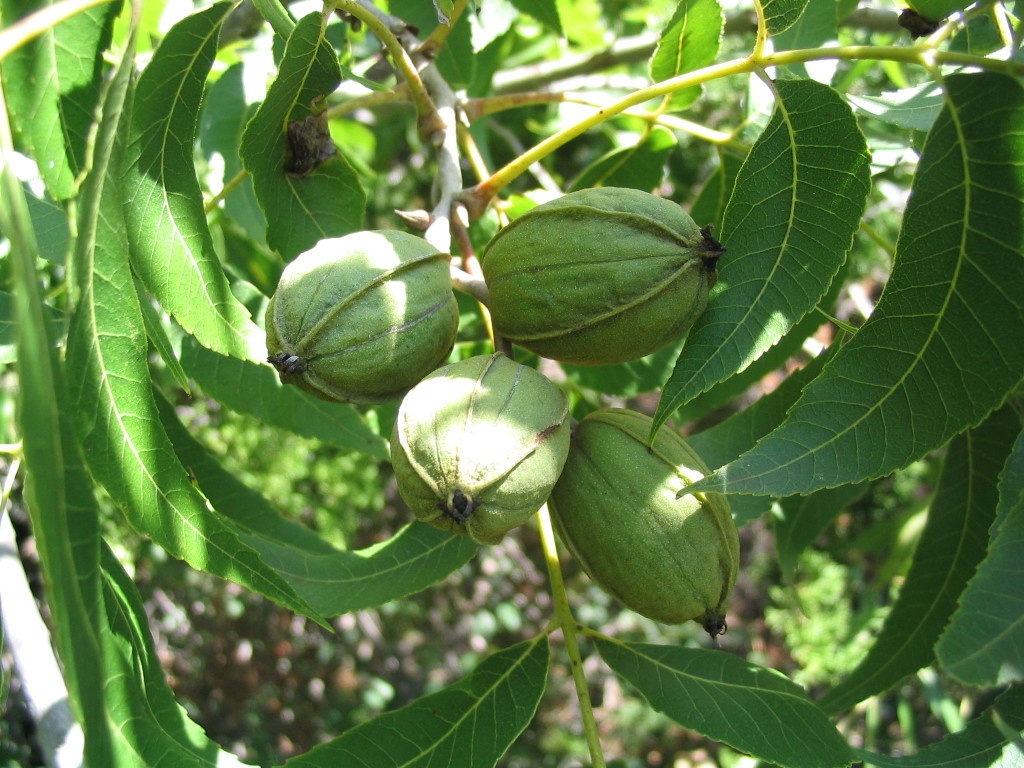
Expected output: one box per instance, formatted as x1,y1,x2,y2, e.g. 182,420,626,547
548,408,738,637
480,187,723,366
266,230,458,403
391,353,571,545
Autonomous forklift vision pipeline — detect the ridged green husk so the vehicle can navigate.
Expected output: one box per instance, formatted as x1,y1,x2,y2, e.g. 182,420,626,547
266,230,458,403
549,408,738,636
480,188,722,366
391,354,571,545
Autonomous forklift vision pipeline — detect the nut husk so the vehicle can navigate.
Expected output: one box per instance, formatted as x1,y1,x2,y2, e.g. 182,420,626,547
266,230,458,403
480,187,723,366
391,353,571,545
548,408,738,637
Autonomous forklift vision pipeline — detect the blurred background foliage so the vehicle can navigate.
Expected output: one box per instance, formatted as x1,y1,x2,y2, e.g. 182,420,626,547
0,0,981,763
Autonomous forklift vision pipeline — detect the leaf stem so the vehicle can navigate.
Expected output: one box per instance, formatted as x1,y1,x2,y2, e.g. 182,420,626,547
472,42,1024,202
537,502,606,768
251,0,296,39
204,168,249,214
751,0,769,60
474,56,753,200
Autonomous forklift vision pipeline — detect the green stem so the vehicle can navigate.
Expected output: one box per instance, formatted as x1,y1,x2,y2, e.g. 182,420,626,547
537,502,606,768
251,0,295,39
205,168,249,214
328,0,439,132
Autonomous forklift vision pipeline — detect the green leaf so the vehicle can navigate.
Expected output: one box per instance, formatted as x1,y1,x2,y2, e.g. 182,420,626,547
856,684,1024,767
688,148,745,232
199,62,271,253
847,83,944,133
937,428,1024,686
134,278,191,394
282,638,549,767
99,544,254,767
569,127,676,192
155,390,477,616
907,0,973,21
123,2,265,362
689,72,1024,498
761,0,811,34
817,408,1021,715
0,291,62,363
179,337,389,460
0,0,120,199
595,638,854,768
509,0,562,34
67,55,323,627
774,482,870,582
23,183,70,263
655,79,870,435
772,0,838,80
688,351,830,525
1,28,128,767
563,336,685,398
650,0,722,109
435,10,475,88
239,12,365,262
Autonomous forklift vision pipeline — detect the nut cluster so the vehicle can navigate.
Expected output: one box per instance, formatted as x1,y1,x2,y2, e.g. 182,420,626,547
264,188,738,636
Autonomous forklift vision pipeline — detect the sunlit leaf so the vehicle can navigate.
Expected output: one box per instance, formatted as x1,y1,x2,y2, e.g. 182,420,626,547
690,72,1024,498
0,0,120,199
772,0,838,80
282,639,549,767
99,544,254,767
123,2,265,361
0,17,133,762
596,637,854,768
937,428,1024,686
509,0,561,34
655,78,870,436
847,83,944,132
688,351,830,524
761,0,810,34
68,25,324,624
199,62,271,255
817,408,1020,714
650,0,722,109
240,12,365,262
